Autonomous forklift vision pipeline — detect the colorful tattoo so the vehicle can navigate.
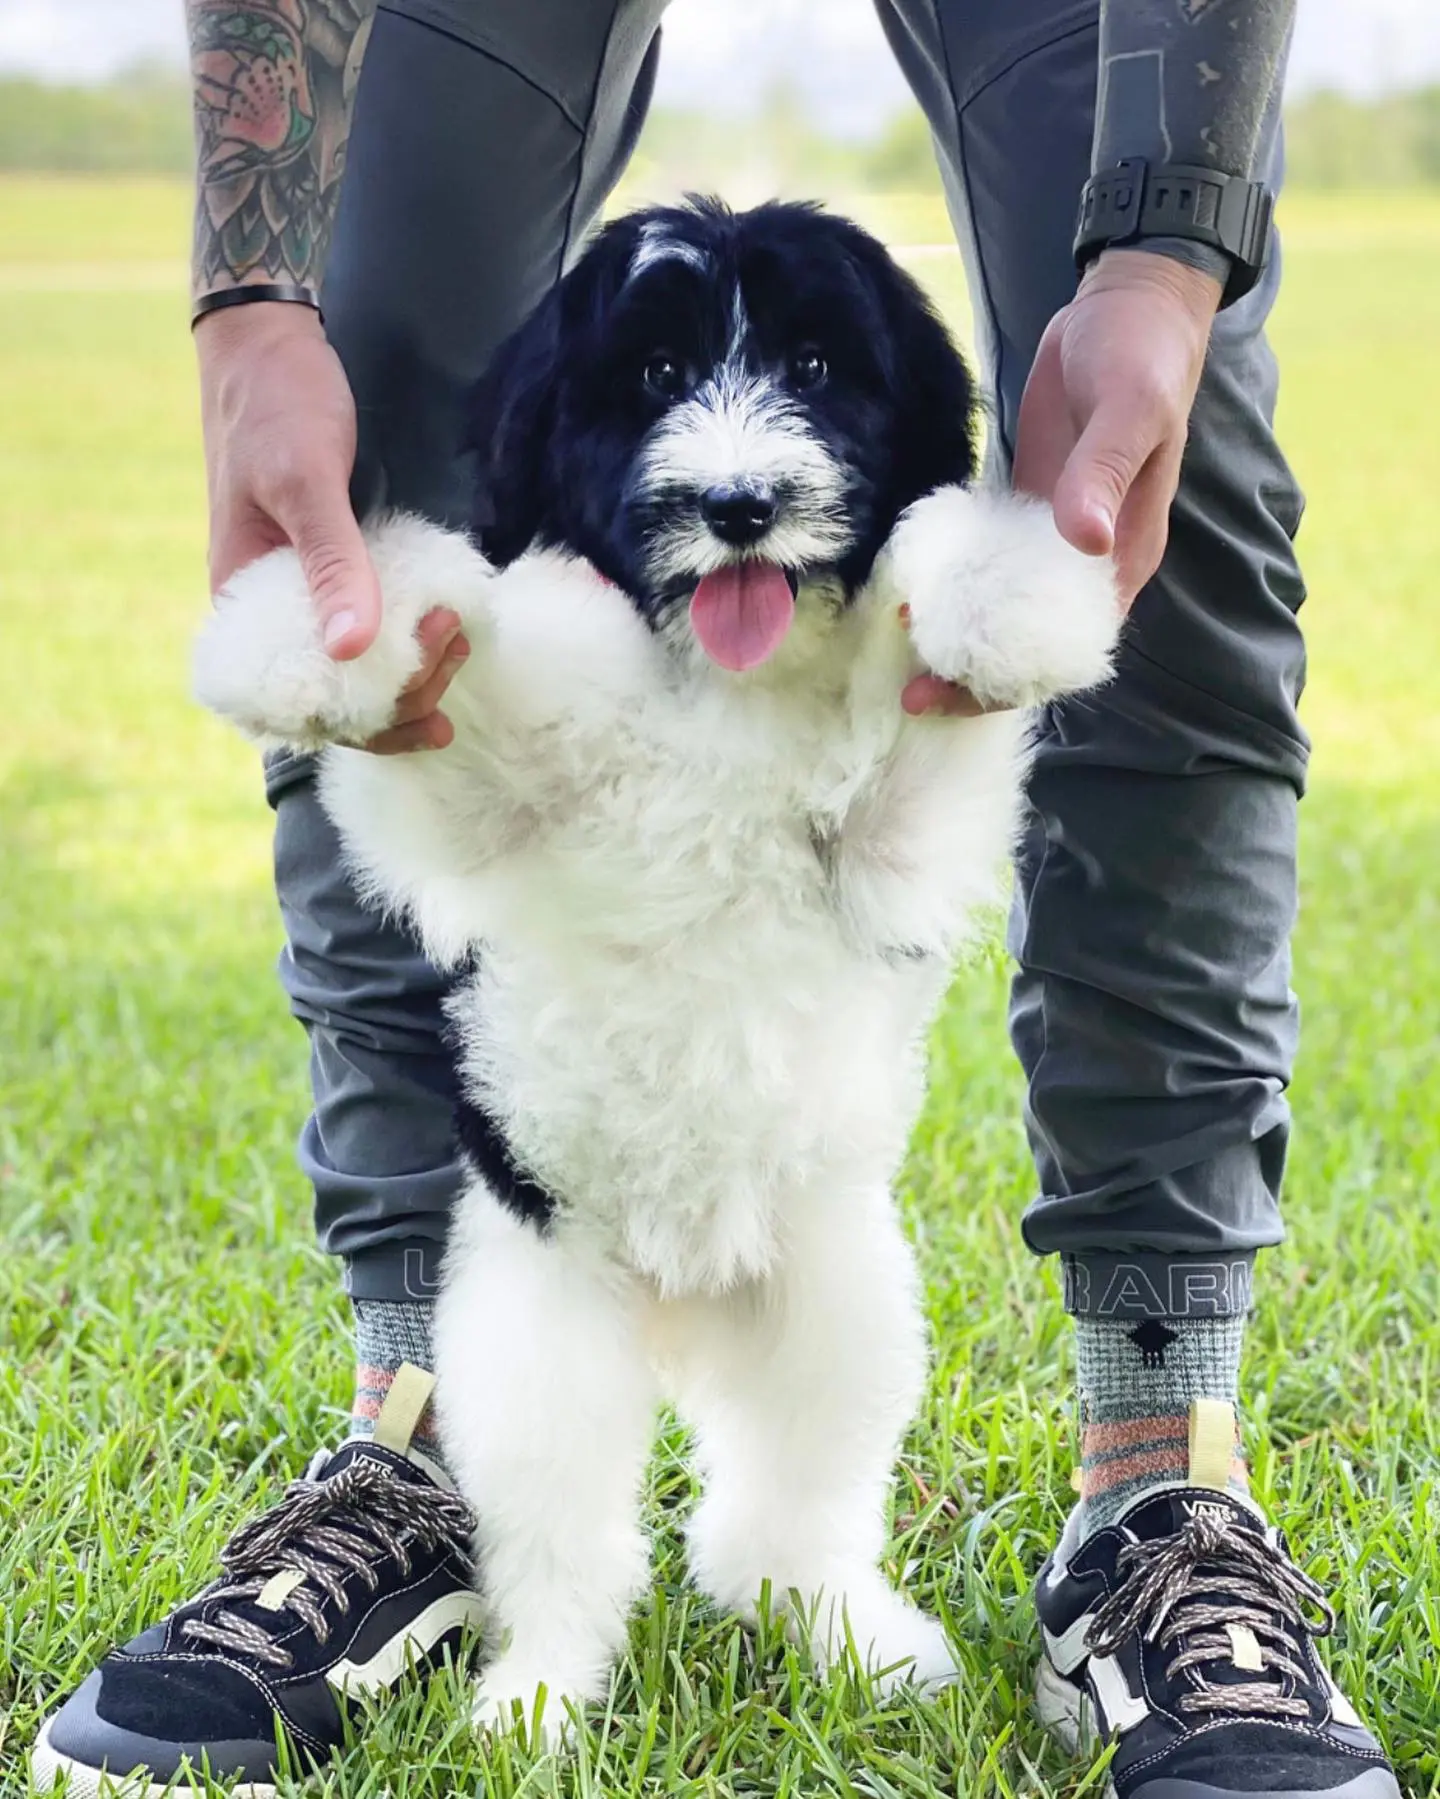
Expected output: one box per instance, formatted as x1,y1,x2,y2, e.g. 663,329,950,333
187,0,375,299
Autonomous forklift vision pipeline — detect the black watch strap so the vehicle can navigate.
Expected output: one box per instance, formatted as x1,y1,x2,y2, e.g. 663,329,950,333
1074,159,1274,308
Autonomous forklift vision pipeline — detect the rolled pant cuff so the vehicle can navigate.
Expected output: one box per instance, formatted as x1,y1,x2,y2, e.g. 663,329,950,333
1062,1251,1256,1319
343,1239,447,1303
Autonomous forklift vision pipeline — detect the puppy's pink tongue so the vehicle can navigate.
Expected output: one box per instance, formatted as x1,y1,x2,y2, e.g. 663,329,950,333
689,564,795,671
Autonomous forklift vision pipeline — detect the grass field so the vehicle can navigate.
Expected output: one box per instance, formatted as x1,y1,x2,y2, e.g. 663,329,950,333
2,173,1439,1797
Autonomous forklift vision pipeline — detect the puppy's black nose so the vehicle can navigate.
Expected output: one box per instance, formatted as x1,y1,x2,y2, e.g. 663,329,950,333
701,483,777,546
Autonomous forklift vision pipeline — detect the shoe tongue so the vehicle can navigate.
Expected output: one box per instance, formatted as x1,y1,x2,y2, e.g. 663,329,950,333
689,563,795,670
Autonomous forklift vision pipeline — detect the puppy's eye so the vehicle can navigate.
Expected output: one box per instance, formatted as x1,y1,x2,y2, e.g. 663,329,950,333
643,354,687,401
788,346,828,391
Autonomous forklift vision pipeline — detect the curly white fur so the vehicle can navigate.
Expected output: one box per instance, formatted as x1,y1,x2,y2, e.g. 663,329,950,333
192,517,492,750
876,487,1118,709
194,490,1118,1739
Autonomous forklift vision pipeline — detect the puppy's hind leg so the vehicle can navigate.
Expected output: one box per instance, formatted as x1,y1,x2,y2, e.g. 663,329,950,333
674,1192,957,1695
435,1198,656,1745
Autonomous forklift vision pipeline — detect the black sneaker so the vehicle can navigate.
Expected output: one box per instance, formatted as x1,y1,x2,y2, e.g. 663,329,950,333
32,1401,480,1796
1034,1485,1400,1799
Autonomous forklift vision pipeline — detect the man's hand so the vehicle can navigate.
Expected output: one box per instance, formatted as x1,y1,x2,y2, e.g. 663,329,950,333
901,250,1215,719
1013,248,1223,607
196,301,465,752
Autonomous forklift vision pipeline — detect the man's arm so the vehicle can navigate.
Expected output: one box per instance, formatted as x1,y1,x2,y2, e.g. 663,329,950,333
188,0,373,303
1007,1,1295,613
1095,0,1292,177
1093,0,1293,284
186,1,467,748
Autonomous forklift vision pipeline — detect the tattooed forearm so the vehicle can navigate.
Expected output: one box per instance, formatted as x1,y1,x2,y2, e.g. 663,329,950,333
1093,0,1294,175
187,0,376,302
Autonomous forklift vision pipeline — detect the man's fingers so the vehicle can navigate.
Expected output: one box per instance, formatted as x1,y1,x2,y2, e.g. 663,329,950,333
208,504,290,597
1012,324,1073,505
1110,439,1185,606
1051,399,1162,560
900,674,993,719
364,713,456,756
390,635,470,725
403,608,463,686
275,471,384,661
360,611,469,749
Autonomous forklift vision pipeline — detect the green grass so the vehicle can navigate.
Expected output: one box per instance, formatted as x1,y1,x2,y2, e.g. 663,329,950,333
2,174,1439,1796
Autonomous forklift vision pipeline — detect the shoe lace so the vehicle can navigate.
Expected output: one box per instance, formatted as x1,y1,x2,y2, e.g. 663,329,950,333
180,1456,476,1670
1085,1513,1336,1719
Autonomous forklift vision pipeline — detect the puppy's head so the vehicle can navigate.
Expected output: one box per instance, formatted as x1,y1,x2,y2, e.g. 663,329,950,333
468,198,977,672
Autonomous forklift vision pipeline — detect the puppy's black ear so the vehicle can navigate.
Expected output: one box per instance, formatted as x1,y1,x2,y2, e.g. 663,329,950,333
467,219,643,568
467,288,563,567
890,290,979,502
844,226,979,508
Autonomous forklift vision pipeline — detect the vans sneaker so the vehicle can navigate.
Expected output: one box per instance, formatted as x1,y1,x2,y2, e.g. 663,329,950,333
32,1368,481,1796
1034,1484,1400,1799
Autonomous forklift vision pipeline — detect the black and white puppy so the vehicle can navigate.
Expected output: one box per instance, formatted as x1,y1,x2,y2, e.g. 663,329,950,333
195,199,1119,1736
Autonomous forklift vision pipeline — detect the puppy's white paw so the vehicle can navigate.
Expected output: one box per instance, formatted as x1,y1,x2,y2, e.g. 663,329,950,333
860,1603,960,1697
471,1659,592,1748
885,485,1121,709
192,512,489,749
807,1571,960,1696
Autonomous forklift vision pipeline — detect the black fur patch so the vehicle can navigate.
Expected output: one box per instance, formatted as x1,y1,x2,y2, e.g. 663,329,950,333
453,1094,557,1234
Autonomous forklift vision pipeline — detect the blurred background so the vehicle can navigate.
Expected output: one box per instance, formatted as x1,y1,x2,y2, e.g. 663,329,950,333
3,0,1440,189
2,4,1438,1792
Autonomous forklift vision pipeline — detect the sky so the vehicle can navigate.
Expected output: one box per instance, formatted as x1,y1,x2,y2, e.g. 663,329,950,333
1,0,1436,134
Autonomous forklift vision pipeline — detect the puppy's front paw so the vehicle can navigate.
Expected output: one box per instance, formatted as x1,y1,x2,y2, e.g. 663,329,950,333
886,486,1121,709
471,1659,590,1748
192,512,489,750
192,549,418,750
808,1572,961,1697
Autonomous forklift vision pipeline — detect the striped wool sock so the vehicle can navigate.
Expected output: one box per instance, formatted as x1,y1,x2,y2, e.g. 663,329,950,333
350,1299,447,1469
1075,1312,1249,1536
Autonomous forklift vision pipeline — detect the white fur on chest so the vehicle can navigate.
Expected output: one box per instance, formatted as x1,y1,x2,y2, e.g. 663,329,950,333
322,557,1007,1293
195,495,1116,1297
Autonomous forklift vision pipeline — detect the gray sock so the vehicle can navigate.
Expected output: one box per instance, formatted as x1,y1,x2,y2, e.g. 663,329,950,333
1075,1311,1249,1536
350,1298,447,1468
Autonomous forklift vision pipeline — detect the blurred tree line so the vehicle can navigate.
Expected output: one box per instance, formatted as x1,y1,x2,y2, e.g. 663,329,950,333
862,88,1440,191
1,69,1437,190
0,67,192,172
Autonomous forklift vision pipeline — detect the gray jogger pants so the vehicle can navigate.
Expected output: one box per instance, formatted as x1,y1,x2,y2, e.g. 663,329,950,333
267,0,1306,1320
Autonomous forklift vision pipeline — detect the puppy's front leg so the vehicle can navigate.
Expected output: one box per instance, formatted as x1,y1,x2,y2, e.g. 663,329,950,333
876,485,1121,710
193,513,491,750
435,1201,656,1745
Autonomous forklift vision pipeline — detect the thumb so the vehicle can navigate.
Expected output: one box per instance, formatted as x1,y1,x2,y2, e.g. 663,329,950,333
1051,401,1155,560
284,483,383,660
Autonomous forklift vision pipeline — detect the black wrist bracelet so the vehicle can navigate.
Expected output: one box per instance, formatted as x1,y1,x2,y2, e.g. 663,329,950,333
191,283,324,329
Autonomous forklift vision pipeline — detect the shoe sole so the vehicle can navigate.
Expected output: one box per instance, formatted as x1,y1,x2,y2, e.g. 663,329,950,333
30,1720,277,1799
1033,1656,1117,1799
